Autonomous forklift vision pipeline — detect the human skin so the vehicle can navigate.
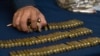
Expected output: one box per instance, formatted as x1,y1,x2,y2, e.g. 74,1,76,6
12,6,47,32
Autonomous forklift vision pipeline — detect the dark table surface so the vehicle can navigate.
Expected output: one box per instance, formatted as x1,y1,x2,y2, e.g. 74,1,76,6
0,0,100,56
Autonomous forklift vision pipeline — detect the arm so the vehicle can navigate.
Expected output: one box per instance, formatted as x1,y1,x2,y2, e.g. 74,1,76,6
13,0,35,9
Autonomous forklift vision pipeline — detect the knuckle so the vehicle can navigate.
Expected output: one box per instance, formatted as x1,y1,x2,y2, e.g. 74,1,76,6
31,19,37,22
20,20,25,24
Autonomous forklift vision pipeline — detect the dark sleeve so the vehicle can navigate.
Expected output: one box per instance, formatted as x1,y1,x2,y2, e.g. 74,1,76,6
13,0,35,10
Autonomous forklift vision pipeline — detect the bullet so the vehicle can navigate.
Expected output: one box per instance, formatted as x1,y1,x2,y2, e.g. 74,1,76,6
4,41,8,48
10,51,17,56
0,40,5,48
28,25,33,32
37,22,42,32
0,27,93,48
44,26,48,31
66,42,75,50
10,37,100,56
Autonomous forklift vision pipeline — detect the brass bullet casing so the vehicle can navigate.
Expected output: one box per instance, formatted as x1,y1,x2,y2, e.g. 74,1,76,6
28,25,33,32
53,48,59,54
10,51,18,56
16,51,23,56
66,42,76,50
51,33,61,42
25,38,32,46
87,37,100,46
79,40,87,48
79,39,90,48
64,45,71,51
44,26,48,31
73,41,83,49
38,47,46,55
17,50,25,56
7,19,84,32
55,24,60,30
51,33,60,41
33,49,41,56
86,37,99,46
37,22,42,32
52,45,59,54
82,40,91,47
51,45,58,54
28,19,41,32
47,23,54,30
29,49,36,56
61,32,69,39
68,27,93,38
0,27,93,48
58,44,67,52
94,37,100,44
66,41,80,49
30,37,37,45
8,40,14,48
35,39,42,45
47,46,55,55
0,40,5,48
11,40,16,48
37,36,48,43
22,38,27,46
6,40,11,48
51,24,57,30
10,37,100,56
46,48,54,55
40,47,48,55
14,39,21,47
46,46,52,54
19,39,24,46
4,41,8,48
44,19,84,31
46,36,53,42
28,49,35,56
52,32,62,40
23,50,30,56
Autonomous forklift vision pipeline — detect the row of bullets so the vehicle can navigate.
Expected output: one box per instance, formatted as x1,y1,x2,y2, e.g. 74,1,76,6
44,19,84,31
0,27,92,48
7,19,84,32
10,37,100,56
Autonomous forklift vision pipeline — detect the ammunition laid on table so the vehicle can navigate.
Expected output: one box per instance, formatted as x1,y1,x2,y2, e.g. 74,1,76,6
10,37,100,56
7,19,84,32
44,19,84,31
68,27,93,38
0,27,92,48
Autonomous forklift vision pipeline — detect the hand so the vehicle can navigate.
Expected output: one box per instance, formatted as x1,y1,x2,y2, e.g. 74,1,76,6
12,6,47,32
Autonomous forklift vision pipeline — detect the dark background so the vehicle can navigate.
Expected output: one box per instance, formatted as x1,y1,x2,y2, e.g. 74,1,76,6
0,0,100,56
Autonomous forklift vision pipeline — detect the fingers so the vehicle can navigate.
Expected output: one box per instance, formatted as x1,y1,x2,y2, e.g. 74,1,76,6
39,12,47,26
12,6,47,32
30,12,47,32
30,10,38,30
13,9,30,32
13,11,23,31
20,10,30,32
